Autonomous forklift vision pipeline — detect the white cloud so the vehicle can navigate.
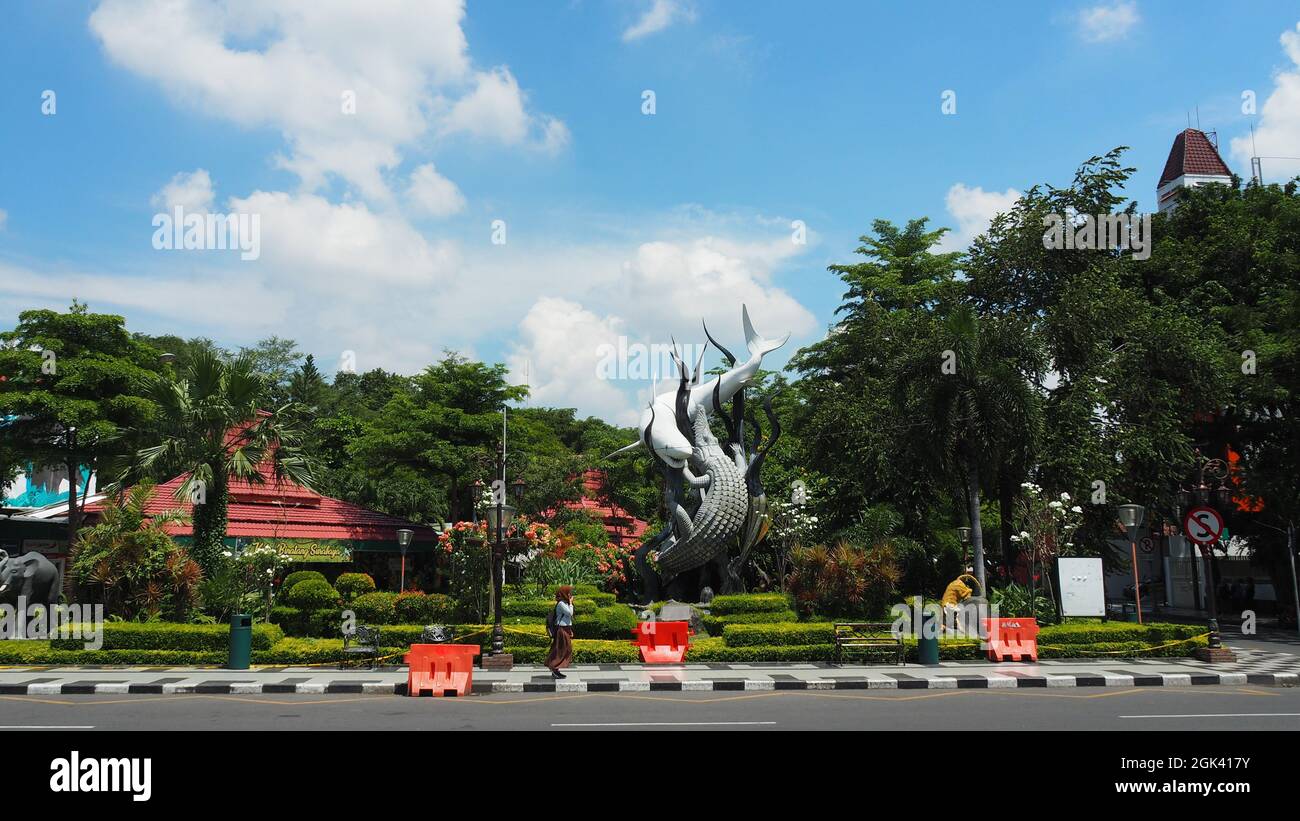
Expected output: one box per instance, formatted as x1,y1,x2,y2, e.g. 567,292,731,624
622,0,695,42
89,0,564,200
507,298,637,424
936,183,1021,251
150,169,214,213
405,163,466,218
1077,1,1140,43
1231,22,1300,182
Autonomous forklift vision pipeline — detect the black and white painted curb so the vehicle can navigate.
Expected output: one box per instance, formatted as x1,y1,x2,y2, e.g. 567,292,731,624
1,671,1295,695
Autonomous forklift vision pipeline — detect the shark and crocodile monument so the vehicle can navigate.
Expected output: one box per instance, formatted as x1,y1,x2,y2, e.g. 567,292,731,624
609,305,789,604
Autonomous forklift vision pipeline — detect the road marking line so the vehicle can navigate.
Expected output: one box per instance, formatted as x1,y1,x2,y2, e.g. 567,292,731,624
0,725,95,729
552,720,776,727
1121,712,1300,719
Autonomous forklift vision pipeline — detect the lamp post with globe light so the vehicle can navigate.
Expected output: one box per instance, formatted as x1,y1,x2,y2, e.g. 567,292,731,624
1117,504,1145,625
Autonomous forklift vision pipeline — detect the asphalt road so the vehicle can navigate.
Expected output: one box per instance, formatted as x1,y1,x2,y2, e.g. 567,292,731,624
3,685,1299,731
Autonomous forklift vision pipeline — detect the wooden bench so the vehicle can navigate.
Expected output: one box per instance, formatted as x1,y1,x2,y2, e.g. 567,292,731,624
833,622,904,665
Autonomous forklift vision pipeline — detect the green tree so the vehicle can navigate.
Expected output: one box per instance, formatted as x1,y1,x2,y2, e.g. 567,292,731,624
110,349,315,573
0,303,159,546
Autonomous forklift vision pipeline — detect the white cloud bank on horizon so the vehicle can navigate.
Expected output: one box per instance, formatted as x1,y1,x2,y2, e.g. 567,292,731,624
1231,21,1300,183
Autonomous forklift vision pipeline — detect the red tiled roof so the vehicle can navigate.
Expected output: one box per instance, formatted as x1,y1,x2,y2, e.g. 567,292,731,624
550,470,649,546
1158,129,1232,187
85,419,435,543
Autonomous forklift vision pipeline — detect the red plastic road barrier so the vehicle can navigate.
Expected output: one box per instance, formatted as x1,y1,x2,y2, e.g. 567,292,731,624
631,620,692,664
982,617,1039,662
404,643,481,696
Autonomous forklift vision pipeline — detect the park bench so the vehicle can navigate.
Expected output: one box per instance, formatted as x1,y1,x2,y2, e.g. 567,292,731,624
342,625,382,669
833,622,904,665
419,624,455,644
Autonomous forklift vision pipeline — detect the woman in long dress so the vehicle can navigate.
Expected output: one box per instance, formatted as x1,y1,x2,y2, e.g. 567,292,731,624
546,585,575,679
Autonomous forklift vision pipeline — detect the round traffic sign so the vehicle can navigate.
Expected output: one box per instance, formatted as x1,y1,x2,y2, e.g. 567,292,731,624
1183,506,1224,545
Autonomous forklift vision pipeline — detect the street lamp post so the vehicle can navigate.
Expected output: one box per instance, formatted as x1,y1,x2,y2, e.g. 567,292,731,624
956,527,972,568
483,477,524,669
396,528,413,592
1117,504,1145,625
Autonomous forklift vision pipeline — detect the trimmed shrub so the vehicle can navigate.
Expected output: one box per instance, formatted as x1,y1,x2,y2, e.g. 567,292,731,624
581,592,617,607
1037,622,1202,645
48,622,283,652
502,597,597,617
723,622,835,647
282,570,327,591
334,572,377,601
271,606,345,637
707,593,794,615
350,591,398,624
572,604,638,639
701,610,799,635
286,579,341,609
393,592,456,624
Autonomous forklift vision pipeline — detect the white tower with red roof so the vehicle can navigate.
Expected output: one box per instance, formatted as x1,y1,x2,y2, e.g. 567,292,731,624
1157,128,1234,214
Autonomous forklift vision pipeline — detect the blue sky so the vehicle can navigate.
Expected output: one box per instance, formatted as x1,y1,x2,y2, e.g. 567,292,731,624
2,1,1299,423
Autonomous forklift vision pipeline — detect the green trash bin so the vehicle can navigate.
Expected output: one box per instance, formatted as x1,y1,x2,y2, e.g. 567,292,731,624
917,611,940,665
227,613,252,670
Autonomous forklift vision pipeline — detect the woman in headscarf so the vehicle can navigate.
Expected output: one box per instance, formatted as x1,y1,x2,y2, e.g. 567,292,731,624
546,585,575,679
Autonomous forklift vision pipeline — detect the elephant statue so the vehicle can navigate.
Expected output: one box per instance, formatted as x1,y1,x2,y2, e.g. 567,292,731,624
0,550,62,608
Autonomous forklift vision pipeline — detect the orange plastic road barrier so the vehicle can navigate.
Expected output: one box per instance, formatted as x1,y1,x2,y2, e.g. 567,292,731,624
631,620,692,664
982,618,1040,662
404,643,481,696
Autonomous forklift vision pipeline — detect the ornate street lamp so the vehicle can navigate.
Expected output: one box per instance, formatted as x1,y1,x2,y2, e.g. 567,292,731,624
484,476,525,664
1118,504,1145,625
396,528,413,592
1177,449,1236,657
956,527,972,566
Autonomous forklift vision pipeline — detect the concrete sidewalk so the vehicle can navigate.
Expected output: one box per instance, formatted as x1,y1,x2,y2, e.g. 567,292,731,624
1,648,1295,694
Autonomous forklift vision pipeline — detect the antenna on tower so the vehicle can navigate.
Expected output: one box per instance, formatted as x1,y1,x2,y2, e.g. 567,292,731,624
1195,106,1201,130
1250,123,1263,185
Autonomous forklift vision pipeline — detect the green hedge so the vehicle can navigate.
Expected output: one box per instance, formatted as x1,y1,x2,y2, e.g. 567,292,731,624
701,610,800,635
723,622,835,647
47,622,283,652
1037,622,1203,645
502,597,597,617
572,605,638,639
707,593,793,615
270,606,343,637
393,592,456,624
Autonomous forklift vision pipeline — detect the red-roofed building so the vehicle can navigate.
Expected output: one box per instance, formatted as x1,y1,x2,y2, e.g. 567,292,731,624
1157,128,1233,214
83,417,438,589
552,470,649,546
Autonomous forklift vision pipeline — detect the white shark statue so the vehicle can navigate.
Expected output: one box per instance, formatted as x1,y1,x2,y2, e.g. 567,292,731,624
612,305,788,469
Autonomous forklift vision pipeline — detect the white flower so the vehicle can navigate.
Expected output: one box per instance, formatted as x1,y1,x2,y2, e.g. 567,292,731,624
1059,492,1071,502
1049,501,1063,509
1019,531,1030,540
222,550,233,558
1071,505,1083,514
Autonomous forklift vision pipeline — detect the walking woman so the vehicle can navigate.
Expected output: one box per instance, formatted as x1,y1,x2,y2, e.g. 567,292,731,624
546,585,575,679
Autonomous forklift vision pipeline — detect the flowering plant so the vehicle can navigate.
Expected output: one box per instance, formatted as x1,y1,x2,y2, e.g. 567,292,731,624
199,542,289,622
1009,483,1085,562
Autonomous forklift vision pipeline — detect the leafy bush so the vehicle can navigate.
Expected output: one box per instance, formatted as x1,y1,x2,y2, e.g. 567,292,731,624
282,570,327,591
349,591,398,624
286,579,341,610
990,583,1058,620
393,592,456,624
1038,622,1201,645
334,572,376,601
786,542,900,619
271,606,343,637
572,604,638,639
48,621,283,651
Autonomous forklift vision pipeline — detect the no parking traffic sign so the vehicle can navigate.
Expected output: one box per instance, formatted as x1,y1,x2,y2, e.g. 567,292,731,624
1183,506,1224,545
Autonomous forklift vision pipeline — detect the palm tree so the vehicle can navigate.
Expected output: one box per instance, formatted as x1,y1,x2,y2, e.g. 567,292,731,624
110,349,315,573
71,482,200,620
892,305,1045,594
